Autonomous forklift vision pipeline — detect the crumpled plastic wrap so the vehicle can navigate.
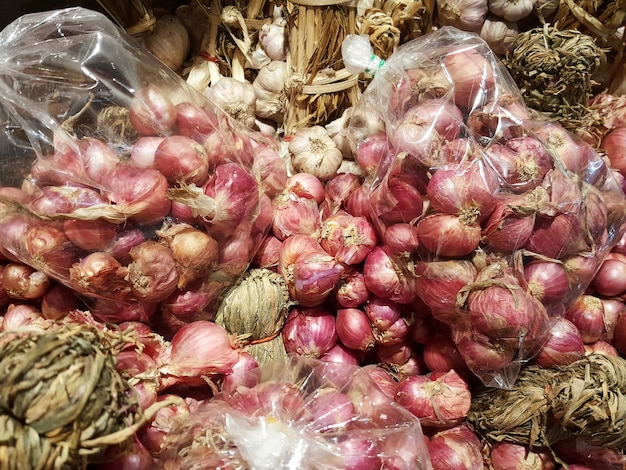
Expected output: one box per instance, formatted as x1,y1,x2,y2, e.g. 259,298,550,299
158,355,432,469
0,8,281,324
345,26,626,387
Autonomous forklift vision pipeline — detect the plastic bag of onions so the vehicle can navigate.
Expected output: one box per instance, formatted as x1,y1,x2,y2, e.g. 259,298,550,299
158,354,432,469
0,8,285,327
344,26,626,387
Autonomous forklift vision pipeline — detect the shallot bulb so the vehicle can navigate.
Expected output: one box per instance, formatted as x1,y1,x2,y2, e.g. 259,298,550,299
395,370,472,428
272,189,322,240
334,268,369,308
320,211,377,265
565,294,607,344
523,260,570,306
427,425,484,470
369,173,425,226
482,193,536,253
427,159,499,223
128,84,177,136
416,213,482,258
441,47,495,111
158,320,240,378
282,306,338,358
534,317,585,367
153,135,209,185
127,241,179,302
363,246,416,304
489,442,554,470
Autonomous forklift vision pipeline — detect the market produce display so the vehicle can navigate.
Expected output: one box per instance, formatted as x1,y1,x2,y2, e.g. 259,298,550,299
0,0,625,468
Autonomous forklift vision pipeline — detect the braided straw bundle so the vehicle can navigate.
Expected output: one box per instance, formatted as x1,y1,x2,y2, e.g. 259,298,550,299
0,324,146,469
469,353,626,451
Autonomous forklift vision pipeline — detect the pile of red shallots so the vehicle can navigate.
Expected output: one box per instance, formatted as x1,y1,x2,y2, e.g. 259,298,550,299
2,17,626,469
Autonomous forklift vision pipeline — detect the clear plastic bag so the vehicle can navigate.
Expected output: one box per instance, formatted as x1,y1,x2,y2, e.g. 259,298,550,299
0,8,282,324
158,355,432,469
346,26,626,387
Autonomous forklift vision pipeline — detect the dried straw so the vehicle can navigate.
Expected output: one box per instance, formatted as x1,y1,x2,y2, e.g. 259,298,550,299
0,324,148,469
469,353,626,451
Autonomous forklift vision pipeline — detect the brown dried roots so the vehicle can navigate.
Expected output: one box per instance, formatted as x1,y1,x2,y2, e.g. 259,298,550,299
468,353,626,451
0,323,144,469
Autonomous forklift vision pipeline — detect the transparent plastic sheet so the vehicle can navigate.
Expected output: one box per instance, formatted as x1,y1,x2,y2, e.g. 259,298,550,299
0,8,281,324
158,355,432,469
346,26,626,387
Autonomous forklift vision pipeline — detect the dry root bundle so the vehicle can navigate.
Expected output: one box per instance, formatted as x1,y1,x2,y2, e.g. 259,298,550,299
468,353,626,452
215,268,294,363
0,324,144,469
504,25,604,127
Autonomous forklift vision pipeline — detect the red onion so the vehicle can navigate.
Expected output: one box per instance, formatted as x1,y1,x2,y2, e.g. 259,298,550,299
298,388,357,433
127,241,179,302
1,304,46,331
563,254,601,290
427,425,484,470
103,165,171,226
202,127,252,168
218,233,256,278
285,173,325,204
414,260,477,324
157,223,219,289
384,223,420,256
525,214,584,259
252,235,282,270
346,183,372,219
534,123,597,180
335,308,375,351
174,102,218,142
334,268,369,308
320,172,362,217
455,332,517,373
375,340,413,366
63,218,118,252
288,248,344,307
552,437,626,470
364,296,404,331
363,247,416,304
282,306,338,358
158,320,240,378
601,127,626,177
523,260,570,306
105,228,146,263
28,185,108,216
41,283,82,320
0,213,32,259
22,225,80,273
590,253,626,297
427,159,499,223
2,262,51,300
482,194,536,253
441,48,495,111
138,394,190,455
361,365,398,400
153,135,209,185
225,380,305,420
356,131,390,175
534,317,585,367
160,280,215,323
369,173,424,226
395,370,471,427
466,97,528,141
130,136,164,168
333,436,382,469
417,213,481,258
116,350,158,409
320,342,361,367
320,211,377,265
599,298,625,342
423,333,472,377
272,190,322,240
490,442,553,470
200,162,260,239
565,294,607,344
91,298,156,324
95,438,156,469
373,314,411,346
250,143,287,199
585,340,619,356
128,84,177,136
221,350,259,391
467,270,549,348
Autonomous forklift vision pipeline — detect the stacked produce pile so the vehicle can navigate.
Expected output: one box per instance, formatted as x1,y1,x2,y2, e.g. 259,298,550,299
0,0,625,469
